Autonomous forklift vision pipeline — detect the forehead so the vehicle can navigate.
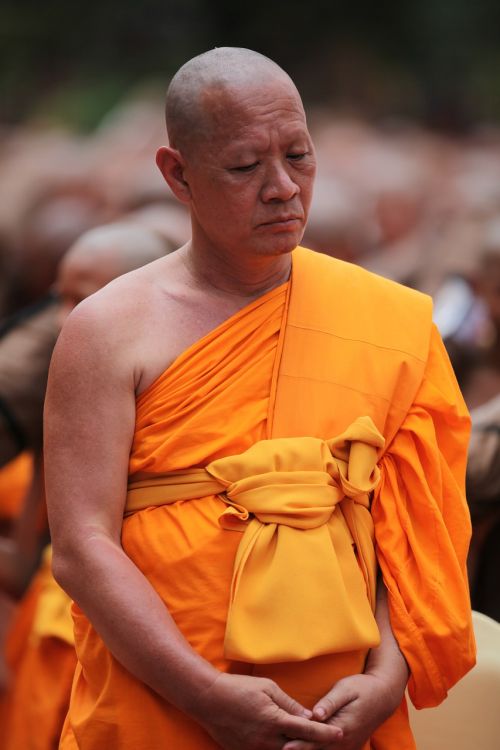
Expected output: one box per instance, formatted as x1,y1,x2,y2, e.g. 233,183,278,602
199,79,310,148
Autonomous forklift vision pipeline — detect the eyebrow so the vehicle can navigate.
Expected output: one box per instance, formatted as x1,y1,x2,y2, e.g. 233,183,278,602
223,131,311,157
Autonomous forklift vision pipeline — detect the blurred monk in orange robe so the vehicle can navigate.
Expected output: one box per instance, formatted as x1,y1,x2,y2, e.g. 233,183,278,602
44,48,475,750
1,223,169,750
0,453,33,530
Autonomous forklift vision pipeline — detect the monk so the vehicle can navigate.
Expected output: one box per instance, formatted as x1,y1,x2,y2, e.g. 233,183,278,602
1,222,170,750
55,221,171,324
44,48,475,750
0,452,33,532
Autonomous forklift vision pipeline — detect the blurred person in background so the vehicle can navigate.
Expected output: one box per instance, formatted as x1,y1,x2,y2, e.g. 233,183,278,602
44,47,474,750
3,183,105,317
452,217,500,409
465,394,500,622
123,200,191,250
0,220,172,750
0,177,109,470
437,215,500,623
301,175,379,263
0,179,109,656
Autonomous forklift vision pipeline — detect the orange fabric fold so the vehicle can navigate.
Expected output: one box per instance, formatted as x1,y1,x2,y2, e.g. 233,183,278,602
0,451,33,522
1,548,76,750
372,325,475,708
65,281,353,750
211,418,384,662
62,247,474,750
126,416,384,663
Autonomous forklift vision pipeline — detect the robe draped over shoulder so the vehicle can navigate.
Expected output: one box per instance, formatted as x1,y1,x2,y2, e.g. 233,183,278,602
61,248,474,750
63,283,340,750
373,326,474,709
270,248,475,718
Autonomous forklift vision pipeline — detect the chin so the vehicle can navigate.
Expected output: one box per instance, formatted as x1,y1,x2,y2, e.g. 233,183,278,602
253,234,302,257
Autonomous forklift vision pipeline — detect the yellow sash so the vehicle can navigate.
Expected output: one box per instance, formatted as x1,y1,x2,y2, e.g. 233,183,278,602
126,415,384,663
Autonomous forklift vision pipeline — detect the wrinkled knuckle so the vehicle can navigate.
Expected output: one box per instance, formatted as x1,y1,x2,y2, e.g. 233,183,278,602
261,677,277,693
304,723,319,741
322,696,336,715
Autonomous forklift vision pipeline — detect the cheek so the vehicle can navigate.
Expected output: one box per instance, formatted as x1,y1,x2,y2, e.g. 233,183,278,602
214,192,256,225
299,177,315,213
195,181,251,216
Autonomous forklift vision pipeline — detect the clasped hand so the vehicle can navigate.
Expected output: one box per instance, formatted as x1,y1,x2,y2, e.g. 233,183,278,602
192,672,343,750
282,672,404,750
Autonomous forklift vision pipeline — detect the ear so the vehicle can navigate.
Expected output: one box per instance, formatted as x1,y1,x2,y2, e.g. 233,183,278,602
156,146,191,204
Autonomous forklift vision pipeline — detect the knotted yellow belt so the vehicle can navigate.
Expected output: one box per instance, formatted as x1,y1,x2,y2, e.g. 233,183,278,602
126,416,385,663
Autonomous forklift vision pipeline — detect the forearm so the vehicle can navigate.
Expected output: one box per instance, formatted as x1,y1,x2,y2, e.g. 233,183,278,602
52,532,219,717
364,576,409,708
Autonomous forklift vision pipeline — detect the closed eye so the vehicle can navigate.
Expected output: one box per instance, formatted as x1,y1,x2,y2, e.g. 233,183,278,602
287,152,308,161
231,162,259,172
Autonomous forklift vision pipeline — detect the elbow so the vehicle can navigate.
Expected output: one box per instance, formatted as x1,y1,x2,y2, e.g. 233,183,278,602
51,545,77,595
50,534,94,595
51,527,122,597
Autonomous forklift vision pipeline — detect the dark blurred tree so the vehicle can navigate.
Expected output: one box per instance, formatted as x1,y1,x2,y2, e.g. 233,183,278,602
1,0,500,130
0,0,212,126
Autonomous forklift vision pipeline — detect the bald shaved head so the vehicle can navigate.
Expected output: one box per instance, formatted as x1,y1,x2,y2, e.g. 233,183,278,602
63,222,168,275
157,46,316,261
57,222,170,324
166,47,298,154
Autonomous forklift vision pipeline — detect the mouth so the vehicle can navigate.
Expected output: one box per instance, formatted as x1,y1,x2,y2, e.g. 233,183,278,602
258,216,303,230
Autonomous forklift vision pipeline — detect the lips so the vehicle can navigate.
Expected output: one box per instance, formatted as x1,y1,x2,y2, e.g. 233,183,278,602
259,216,302,226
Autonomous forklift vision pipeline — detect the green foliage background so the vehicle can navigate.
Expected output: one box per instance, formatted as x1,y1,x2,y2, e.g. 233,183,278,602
2,0,500,130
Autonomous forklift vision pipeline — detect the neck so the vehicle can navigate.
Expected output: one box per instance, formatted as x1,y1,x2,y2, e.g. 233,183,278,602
180,241,292,299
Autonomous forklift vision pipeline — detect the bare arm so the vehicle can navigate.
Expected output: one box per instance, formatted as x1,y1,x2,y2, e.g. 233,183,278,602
283,578,410,750
44,296,341,750
44,302,215,707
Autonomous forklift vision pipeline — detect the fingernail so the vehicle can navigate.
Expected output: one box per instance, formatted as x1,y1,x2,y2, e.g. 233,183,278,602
302,708,312,718
315,707,326,719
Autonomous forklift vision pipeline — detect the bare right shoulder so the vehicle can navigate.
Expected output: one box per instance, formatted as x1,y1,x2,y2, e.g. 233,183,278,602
44,271,168,535
51,255,179,398
50,287,139,402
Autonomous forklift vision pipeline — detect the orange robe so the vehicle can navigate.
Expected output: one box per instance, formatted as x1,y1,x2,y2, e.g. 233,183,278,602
60,247,474,749
0,451,33,526
1,548,76,750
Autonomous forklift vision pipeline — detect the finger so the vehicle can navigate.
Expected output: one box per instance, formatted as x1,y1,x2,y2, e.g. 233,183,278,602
282,734,342,750
312,680,357,721
279,714,343,744
267,682,313,719
282,741,319,750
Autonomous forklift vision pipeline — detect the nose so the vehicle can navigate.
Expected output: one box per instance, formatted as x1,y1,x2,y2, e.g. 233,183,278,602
261,160,299,203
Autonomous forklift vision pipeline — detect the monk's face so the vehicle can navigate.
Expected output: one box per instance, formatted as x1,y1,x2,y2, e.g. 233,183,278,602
181,77,316,259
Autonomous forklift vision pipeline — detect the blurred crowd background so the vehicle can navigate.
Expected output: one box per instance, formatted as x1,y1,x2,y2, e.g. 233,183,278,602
1,1,500,744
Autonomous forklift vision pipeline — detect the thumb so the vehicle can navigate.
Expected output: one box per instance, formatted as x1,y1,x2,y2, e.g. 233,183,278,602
266,682,312,719
312,679,356,721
